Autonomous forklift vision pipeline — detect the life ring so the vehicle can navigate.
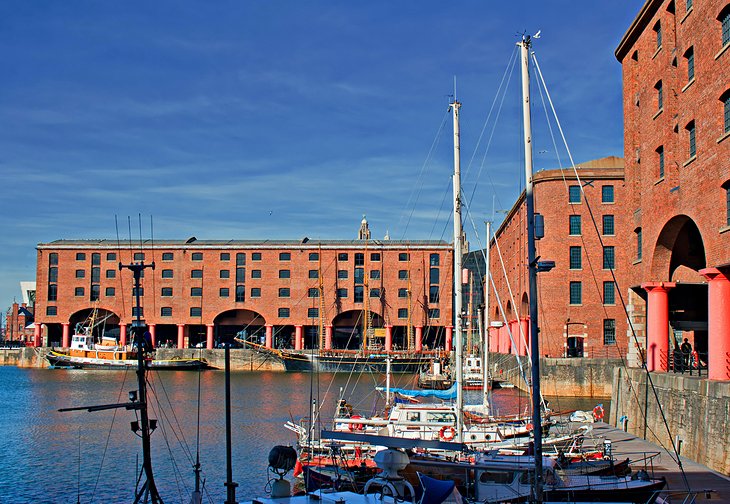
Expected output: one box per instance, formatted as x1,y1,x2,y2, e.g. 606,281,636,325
348,415,364,431
691,350,699,368
526,423,533,431
593,405,605,421
439,425,456,441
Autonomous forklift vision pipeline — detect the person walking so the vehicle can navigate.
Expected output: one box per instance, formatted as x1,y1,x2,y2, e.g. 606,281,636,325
680,338,692,371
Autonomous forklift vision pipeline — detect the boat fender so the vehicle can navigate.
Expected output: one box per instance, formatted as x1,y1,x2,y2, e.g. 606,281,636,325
592,404,605,421
268,445,297,475
348,415,364,431
439,425,456,441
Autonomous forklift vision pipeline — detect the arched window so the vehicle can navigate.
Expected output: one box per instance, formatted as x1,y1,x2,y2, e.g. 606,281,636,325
719,5,730,47
722,181,730,227
721,89,730,136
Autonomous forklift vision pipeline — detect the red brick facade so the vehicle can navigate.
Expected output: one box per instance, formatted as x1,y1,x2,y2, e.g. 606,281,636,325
489,158,628,359
616,0,730,370
35,239,454,349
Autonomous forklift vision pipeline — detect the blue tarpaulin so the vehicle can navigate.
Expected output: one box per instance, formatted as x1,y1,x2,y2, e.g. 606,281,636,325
376,381,457,400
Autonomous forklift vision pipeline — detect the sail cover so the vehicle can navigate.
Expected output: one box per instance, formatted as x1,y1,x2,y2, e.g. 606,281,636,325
376,382,457,400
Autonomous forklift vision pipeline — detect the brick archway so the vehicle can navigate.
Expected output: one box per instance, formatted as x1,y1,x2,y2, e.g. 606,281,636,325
69,307,121,338
650,215,706,281
214,309,266,346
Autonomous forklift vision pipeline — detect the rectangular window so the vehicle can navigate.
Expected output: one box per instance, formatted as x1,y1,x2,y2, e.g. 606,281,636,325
398,308,408,319
235,285,245,302
428,309,440,319
336,288,348,298
687,121,696,158
686,47,694,82
337,270,348,279
75,287,84,296
309,270,319,279
370,270,381,280
46,306,57,316
569,281,582,305
429,267,439,284
308,288,320,298
220,269,230,279
90,285,100,302
92,253,101,266
309,252,319,261
132,287,144,297
602,185,614,203
370,288,380,298
656,80,663,110
603,246,615,269
603,319,616,345
48,266,58,283
338,253,348,261
430,253,440,266
602,215,615,235
191,252,203,261
236,253,246,266
48,284,57,301
726,187,730,226
191,287,203,297
252,252,261,261
251,269,261,279
569,247,582,269
91,267,100,283
190,307,202,317
279,252,291,261
354,253,364,266
250,287,261,298
162,269,173,278
657,146,665,179
220,252,230,261
220,287,229,297
686,0,692,12
398,270,408,280
429,286,440,303
162,252,174,261
603,281,616,305
132,306,143,317
236,268,245,282
354,267,364,284
278,308,290,318
637,228,643,261
49,253,58,265
191,269,203,279
75,269,85,279
134,252,145,261
161,307,172,317
279,288,290,298
307,308,319,318
724,94,730,134
161,287,173,297
655,21,662,49
569,215,581,235
398,288,408,298
354,286,364,303
371,253,381,261
723,9,730,46
106,269,116,279
569,185,581,203
106,252,117,261
76,252,86,261
399,253,409,261
278,269,290,279
105,287,115,297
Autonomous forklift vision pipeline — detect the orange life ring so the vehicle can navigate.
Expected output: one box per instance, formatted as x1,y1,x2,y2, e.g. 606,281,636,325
439,425,456,441
526,423,534,431
348,415,364,431
593,405,605,421
691,350,699,368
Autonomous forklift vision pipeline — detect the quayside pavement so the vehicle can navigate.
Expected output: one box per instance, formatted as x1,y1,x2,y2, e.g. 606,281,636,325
588,421,730,502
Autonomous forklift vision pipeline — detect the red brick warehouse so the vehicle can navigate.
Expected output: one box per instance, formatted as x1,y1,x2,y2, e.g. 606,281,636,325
487,157,629,360
33,224,455,352
616,0,730,379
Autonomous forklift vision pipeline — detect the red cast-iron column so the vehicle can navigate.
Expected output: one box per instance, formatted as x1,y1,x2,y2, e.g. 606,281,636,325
265,324,273,349
445,325,453,352
149,324,156,348
120,323,128,347
385,325,393,351
415,325,423,352
295,325,303,350
325,324,333,350
700,268,730,381
641,282,675,372
177,324,185,349
62,323,70,348
206,324,214,350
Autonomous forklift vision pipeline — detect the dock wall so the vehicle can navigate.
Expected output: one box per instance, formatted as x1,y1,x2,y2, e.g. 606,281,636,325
0,347,285,371
611,367,730,475
491,353,619,398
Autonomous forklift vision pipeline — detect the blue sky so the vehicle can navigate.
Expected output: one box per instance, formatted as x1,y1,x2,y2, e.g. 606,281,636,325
0,1,642,313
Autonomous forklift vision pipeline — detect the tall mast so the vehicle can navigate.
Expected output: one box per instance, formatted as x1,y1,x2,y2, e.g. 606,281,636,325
318,245,325,350
482,220,491,413
450,97,464,442
520,35,543,502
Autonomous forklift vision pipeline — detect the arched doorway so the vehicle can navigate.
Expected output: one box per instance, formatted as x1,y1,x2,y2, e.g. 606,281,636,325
650,215,708,361
332,310,385,350
69,307,121,341
214,309,266,347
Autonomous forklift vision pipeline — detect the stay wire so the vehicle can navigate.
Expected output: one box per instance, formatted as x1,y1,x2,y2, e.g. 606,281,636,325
531,50,689,488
